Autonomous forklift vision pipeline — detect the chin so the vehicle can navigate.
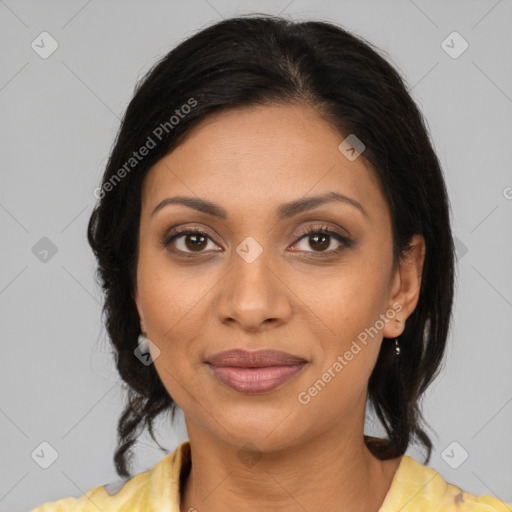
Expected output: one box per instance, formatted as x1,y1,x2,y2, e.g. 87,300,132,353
213,410,306,451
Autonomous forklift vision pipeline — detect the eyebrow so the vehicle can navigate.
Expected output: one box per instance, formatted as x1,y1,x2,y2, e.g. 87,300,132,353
150,192,368,220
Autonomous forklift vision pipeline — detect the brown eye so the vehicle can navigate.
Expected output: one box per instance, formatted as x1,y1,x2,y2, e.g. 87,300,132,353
162,228,221,255
183,232,208,251
291,226,352,254
306,233,331,251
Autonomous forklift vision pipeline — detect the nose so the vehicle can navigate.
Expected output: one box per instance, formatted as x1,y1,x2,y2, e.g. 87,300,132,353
216,247,293,332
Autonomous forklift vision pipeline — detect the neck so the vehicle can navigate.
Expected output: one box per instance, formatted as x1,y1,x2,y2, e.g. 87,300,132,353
179,423,399,512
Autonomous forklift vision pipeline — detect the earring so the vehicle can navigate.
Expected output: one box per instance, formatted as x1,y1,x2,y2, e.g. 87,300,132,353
395,318,401,356
135,331,161,365
138,331,149,350
136,331,153,365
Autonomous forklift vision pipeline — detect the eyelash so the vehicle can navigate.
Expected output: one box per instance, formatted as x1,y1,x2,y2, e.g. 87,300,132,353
161,224,353,258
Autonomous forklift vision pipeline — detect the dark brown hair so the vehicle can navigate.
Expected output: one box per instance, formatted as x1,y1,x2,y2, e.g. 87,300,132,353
87,14,456,478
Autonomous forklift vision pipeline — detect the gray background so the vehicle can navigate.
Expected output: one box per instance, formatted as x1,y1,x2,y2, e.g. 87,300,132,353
1,1,511,510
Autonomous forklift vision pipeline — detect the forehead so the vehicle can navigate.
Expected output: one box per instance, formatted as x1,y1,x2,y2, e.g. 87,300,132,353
141,104,387,220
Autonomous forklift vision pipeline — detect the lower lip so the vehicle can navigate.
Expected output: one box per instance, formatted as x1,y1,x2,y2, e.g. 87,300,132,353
207,364,306,394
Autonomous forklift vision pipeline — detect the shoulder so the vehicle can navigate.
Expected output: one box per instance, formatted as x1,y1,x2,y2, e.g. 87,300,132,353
381,454,512,512
29,441,190,512
28,472,151,512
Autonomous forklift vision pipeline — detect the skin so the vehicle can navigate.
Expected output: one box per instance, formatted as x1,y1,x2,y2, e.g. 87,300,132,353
133,103,425,512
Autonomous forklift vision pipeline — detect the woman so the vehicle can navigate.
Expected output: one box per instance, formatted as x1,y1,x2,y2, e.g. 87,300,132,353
31,14,511,512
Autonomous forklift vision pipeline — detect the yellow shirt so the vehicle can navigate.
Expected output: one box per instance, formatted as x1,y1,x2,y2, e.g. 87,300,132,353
30,440,511,511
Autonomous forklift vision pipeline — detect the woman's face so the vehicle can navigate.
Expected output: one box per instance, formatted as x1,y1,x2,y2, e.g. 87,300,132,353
134,103,424,452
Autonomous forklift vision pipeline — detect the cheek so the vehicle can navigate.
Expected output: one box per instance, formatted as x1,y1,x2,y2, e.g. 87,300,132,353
136,258,214,372
297,333,382,422
148,315,205,412
297,259,389,378
301,258,389,332
137,251,209,335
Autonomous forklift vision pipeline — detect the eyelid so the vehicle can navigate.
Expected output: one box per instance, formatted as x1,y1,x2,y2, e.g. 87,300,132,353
161,224,220,245
292,222,350,240
161,222,352,255
289,224,352,254
159,225,221,257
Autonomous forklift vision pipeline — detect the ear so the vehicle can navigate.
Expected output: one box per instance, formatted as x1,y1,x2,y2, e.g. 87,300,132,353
382,234,425,339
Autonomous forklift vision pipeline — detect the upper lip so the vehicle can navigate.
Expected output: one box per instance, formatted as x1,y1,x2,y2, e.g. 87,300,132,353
206,349,307,368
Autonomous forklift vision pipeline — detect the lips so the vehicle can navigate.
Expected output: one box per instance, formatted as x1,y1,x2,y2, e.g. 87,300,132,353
205,349,307,394
206,349,307,367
